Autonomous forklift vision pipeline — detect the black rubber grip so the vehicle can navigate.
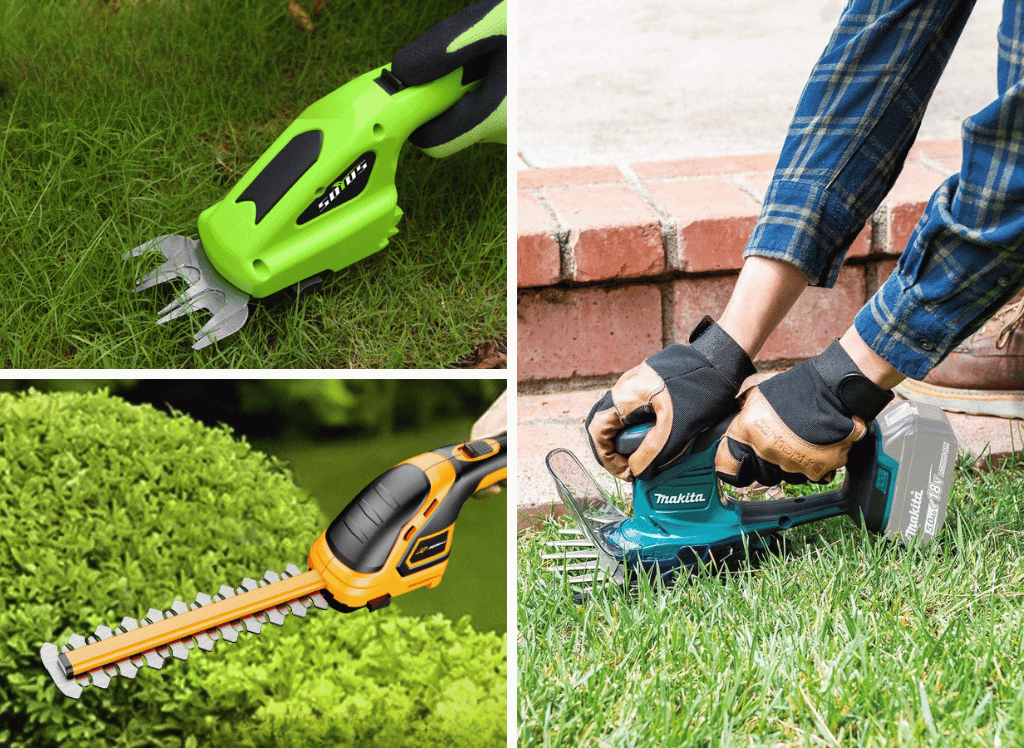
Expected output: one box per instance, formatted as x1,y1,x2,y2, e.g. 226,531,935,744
236,129,323,224
412,433,506,540
613,425,649,457
613,413,734,458
415,458,500,540
733,425,880,529
324,463,430,574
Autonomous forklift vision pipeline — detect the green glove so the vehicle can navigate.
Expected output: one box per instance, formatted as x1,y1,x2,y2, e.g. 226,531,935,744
391,0,506,158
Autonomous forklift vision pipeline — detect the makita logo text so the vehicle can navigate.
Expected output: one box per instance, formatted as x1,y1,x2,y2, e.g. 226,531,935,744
318,160,369,211
654,491,705,506
906,441,950,537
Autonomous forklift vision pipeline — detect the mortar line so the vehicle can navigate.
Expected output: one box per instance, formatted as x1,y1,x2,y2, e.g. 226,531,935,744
516,149,539,169
530,194,574,281
618,163,679,347
618,162,680,270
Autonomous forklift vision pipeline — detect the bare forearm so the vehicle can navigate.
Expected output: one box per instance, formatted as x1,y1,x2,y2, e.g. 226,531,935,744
715,256,905,390
718,257,809,358
839,327,906,389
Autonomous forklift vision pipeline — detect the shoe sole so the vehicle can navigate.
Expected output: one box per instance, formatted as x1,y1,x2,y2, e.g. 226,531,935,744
896,379,1024,419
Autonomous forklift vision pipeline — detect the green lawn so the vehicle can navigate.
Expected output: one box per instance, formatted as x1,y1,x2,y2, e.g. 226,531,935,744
0,0,505,368
518,455,1024,746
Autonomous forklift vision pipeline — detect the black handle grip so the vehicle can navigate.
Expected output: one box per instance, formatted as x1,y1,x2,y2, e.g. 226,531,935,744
324,463,432,574
416,431,508,538
323,433,507,575
612,412,735,462
733,423,879,527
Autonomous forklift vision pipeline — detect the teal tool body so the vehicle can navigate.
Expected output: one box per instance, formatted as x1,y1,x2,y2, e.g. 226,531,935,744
545,401,958,592
128,64,482,349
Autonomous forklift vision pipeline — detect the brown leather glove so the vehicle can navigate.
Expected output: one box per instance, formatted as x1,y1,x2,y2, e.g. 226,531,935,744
716,340,894,487
585,316,755,482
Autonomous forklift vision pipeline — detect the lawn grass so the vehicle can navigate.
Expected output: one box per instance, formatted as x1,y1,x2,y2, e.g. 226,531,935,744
0,0,505,368
518,453,1024,746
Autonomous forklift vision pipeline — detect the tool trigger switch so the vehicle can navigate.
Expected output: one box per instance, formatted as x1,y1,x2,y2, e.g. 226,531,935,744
460,440,494,459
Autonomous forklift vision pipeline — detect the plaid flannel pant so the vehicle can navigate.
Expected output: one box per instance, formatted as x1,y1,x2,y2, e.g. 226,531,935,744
745,0,1024,379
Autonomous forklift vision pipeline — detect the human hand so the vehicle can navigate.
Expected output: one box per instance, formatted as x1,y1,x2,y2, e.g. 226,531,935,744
470,389,506,497
715,340,894,487
470,388,506,441
585,316,755,482
391,0,506,158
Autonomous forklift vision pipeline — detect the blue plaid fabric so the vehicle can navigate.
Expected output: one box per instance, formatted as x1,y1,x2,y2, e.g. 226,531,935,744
745,0,1024,379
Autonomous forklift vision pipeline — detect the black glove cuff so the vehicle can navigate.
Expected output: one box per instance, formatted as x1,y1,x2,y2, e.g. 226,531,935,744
811,340,894,421
688,316,756,391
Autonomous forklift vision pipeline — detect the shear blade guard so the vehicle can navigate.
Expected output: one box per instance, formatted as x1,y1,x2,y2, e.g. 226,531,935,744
543,449,629,590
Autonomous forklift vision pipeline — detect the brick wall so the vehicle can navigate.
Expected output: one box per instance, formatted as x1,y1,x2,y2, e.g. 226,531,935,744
517,140,962,383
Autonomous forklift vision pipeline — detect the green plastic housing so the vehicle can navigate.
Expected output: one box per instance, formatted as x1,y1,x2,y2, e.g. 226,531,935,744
196,65,474,298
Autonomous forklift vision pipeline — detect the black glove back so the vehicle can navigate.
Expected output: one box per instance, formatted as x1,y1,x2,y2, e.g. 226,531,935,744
585,317,755,482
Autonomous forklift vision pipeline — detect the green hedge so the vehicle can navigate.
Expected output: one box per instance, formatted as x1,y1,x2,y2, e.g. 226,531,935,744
0,380,506,437
0,390,505,747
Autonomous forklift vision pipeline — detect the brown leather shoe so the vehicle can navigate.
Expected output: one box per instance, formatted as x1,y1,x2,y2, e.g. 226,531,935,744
896,298,1024,418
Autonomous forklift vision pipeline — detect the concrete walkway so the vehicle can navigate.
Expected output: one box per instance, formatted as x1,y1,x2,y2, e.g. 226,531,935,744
518,0,1000,168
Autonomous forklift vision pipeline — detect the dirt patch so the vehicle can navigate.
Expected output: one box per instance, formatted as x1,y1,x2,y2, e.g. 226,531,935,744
454,338,507,369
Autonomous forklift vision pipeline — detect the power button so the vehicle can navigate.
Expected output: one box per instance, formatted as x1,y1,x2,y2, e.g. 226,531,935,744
458,439,495,459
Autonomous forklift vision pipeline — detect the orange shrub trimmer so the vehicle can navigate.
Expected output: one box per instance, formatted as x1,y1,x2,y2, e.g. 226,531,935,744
41,433,506,698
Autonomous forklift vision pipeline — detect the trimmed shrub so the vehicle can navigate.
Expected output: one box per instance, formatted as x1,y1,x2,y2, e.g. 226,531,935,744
0,390,505,747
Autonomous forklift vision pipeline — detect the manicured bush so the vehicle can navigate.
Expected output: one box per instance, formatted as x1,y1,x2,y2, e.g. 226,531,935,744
0,390,505,747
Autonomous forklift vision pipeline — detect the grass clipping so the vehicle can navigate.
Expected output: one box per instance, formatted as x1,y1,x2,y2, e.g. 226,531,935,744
1,389,505,748
519,455,1024,747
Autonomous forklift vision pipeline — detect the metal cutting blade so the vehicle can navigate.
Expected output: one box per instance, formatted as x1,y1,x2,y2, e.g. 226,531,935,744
127,234,251,350
41,564,328,699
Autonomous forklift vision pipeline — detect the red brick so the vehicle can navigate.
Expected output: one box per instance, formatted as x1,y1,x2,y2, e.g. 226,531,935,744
632,153,779,180
872,259,899,291
847,224,872,257
736,171,774,200
908,139,961,179
517,502,570,532
517,165,624,191
517,286,663,380
670,265,867,362
670,274,735,332
646,178,760,272
885,162,947,255
545,185,665,282
517,192,561,287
